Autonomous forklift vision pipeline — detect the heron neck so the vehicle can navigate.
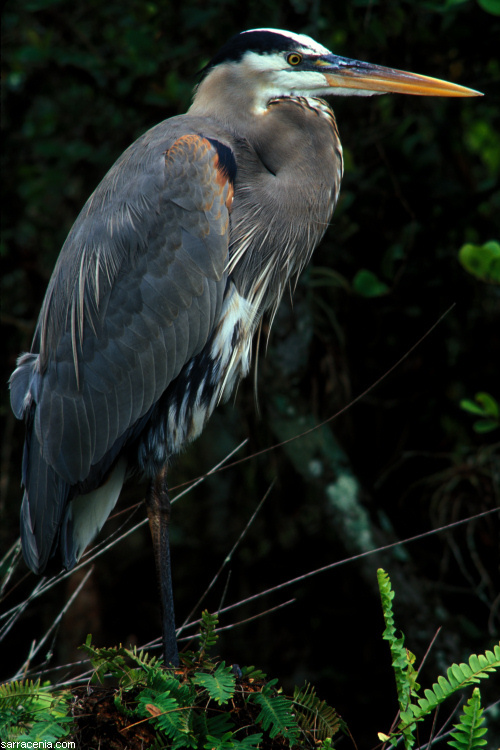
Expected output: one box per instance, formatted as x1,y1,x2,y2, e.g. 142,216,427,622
188,63,281,130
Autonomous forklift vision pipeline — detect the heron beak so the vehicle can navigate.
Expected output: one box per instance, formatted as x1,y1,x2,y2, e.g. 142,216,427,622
319,56,482,97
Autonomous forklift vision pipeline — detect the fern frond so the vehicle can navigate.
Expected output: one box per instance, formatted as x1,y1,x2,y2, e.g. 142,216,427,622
251,686,300,745
233,733,264,748
148,671,185,695
447,688,488,750
193,662,236,705
125,645,164,671
205,731,263,749
0,680,73,742
409,644,500,721
378,569,420,703
138,688,198,749
16,717,73,743
204,730,237,749
0,679,42,707
378,568,420,748
80,635,131,683
292,682,342,740
80,635,170,689
198,610,219,658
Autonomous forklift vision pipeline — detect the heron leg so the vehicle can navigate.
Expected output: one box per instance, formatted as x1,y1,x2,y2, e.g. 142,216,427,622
146,466,179,667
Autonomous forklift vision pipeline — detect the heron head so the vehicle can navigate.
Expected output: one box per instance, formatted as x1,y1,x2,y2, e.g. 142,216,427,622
197,28,481,113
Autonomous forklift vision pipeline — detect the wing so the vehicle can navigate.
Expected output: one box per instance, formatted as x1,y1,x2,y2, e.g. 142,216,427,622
10,124,236,572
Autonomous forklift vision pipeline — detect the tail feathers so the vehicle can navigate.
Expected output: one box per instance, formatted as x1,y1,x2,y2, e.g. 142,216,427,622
14,353,128,575
60,458,127,569
20,431,127,575
20,435,71,575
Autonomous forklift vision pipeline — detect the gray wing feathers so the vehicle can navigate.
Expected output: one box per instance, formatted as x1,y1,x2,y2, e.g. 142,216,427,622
11,124,233,570
28,131,231,485
19,429,71,574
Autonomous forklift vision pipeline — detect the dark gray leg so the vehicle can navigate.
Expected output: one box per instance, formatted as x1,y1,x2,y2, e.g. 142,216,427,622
145,466,179,666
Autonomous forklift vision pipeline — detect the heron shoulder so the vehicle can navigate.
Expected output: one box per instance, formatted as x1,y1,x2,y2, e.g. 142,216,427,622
21,123,238,488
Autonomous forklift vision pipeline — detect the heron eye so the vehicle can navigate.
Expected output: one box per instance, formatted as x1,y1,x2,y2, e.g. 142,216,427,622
287,53,303,66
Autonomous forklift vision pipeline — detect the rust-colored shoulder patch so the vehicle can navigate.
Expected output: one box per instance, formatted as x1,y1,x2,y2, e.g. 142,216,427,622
166,135,236,212
166,134,213,161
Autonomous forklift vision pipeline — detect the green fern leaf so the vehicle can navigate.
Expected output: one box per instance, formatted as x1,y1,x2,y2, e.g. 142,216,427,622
138,688,197,749
0,679,47,709
193,662,236,705
80,636,167,688
203,731,236,749
377,570,420,708
198,610,219,657
126,645,164,672
252,689,300,744
447,688,488,750
292,682,341,740
80,636,135,683
148,671,186,696
411,645,500,721
0,679,73,741
377,569,420,748
204,731,263,749
137,689,184,738
233,733,264,748
17,717,72,743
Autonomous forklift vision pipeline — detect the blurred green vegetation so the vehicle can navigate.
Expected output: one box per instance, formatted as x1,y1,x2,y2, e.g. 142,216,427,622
1,0,499,745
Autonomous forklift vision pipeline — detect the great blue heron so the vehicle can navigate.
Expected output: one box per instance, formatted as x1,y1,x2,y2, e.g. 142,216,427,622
10,28,480,666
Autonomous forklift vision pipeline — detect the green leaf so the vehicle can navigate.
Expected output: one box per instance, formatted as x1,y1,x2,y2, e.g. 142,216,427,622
137,689,184,739
234,734,264,748
377,567,420,740
193,663,236,705
409,645,500,724
293,682,342,740
197,610,219,657
447,688,488,749
477,0,500,15
458,240,500,283
17,717,72,743
352,269,390,297
252,691,300,744
474,392,499,417
204,731,236,749
460,393,499,433
473,419,500,433
459,399,488,416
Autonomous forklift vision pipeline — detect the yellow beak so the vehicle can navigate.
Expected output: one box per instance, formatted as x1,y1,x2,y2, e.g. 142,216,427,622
319,56,482,97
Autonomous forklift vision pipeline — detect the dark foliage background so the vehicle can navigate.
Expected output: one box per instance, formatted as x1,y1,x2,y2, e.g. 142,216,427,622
1,0,499,745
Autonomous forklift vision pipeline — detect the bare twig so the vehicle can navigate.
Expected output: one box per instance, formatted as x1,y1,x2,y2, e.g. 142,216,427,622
12,567,94,681
214,507,500,620
177,481,274,637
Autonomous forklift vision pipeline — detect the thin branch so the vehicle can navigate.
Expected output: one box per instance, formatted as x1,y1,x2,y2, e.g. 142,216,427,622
177,598,296,643
0,439,250,630
177,481,274,637
215,507,500,620
0,579,46,641
12,567,94,681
